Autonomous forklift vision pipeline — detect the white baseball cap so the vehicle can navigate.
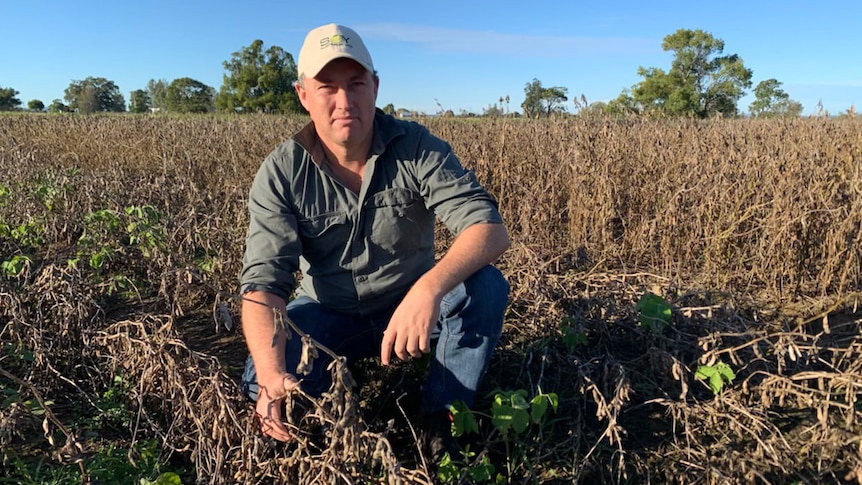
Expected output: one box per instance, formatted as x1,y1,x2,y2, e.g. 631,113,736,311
297,24,375,79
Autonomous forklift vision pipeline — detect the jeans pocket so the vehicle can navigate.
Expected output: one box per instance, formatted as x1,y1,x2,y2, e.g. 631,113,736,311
440,281,467,318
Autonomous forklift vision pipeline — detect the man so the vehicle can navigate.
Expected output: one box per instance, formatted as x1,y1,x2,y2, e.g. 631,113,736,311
239,23,509,457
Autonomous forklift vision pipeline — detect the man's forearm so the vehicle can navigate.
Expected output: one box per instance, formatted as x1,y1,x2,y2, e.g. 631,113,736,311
242,291,290,381
416,222,509,298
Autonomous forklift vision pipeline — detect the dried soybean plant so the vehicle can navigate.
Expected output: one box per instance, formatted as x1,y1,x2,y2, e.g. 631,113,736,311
487,247,862,484
151,269,430,484
0,115,428,484
3,113,862,484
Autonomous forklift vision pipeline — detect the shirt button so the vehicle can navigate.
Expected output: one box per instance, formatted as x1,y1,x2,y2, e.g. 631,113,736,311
357,275,368,282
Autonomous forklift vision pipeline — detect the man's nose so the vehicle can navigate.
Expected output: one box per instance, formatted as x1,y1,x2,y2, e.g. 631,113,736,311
334,87,351,109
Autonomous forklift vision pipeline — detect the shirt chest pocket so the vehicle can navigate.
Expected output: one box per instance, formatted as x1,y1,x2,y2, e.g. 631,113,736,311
365,188,431,257
297,211,350,263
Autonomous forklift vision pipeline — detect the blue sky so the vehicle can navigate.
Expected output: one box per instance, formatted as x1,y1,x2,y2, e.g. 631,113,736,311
2,0,860,116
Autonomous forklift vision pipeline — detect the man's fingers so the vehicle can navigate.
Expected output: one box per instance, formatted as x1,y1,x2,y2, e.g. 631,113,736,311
405,335,424,360
257,413,293,442
268,420,292,442
394,332,411,362
419,333,431,356
254,405,293,442
254,378,297,442
383,327,433,363
381,330,395,366
383,329,415,363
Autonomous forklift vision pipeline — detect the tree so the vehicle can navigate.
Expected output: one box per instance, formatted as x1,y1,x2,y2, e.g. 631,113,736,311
521,79,568,117
577,101,611,118
483,103,504,117
216,39,301,113
129,89,151,113
165,78,214,113
606,89,640,116
0,86,22,111
64,77,125,113
27,99,45,112
146,79,168,112
47,99,69,113
749,79,803,118
620,29,752,117
382,103,396,115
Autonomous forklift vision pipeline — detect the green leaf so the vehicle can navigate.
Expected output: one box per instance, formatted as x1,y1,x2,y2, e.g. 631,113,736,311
24,398,53,416
491,401,512,435
436,452,459,482
1,255,30,277
563,328,588,349
511,407,530,434
695,361,735,394
708,373,724,394
89,251,106,269
716,362,736,381
694,365,716,380
560,317,588,350
531,395,548,423
636,292,672,333
155,472,182,485
2,388,20,409
449,400,478,437
468,455,495,482
546,392,559,411
510,391,530,410
491,403,530,435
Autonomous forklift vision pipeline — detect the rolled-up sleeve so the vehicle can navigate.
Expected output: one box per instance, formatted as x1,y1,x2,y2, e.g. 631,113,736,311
415,130,503,235
239,156,301,302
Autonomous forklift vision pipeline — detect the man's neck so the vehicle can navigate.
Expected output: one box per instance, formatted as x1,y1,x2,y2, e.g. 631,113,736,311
321,138,370,169
318,136,372,194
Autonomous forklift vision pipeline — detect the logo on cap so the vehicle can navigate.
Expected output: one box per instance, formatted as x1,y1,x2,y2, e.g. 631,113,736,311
320,34,350,49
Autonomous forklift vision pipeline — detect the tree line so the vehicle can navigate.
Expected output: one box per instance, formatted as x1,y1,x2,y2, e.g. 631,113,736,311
518,29,804,119
1,39,300,115
1,29,808,118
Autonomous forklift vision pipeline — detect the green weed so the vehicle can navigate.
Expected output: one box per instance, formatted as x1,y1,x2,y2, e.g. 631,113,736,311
439,390,559,483
695,361,736,395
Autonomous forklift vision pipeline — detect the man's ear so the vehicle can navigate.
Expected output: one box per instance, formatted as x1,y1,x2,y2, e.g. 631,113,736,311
295,82,308,110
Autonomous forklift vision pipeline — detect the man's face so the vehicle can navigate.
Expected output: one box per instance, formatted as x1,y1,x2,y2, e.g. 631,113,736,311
297,58,379,152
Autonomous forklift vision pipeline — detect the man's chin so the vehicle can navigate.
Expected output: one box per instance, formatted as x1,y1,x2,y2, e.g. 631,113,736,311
334,129,365,144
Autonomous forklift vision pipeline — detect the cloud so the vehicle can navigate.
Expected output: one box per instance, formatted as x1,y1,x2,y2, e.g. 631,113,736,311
355,23,655,57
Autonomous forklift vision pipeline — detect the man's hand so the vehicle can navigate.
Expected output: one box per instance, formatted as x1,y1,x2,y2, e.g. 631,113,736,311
254,373,300,442
379,223,508,366
381,281,442,365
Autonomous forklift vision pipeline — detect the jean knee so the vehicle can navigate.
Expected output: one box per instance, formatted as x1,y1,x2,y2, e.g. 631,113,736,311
459,265,509,334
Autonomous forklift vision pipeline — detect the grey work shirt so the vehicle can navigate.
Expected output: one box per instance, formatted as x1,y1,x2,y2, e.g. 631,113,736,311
240,110,503,316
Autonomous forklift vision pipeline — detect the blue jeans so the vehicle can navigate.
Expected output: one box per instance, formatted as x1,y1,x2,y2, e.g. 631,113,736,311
242,265,509,414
